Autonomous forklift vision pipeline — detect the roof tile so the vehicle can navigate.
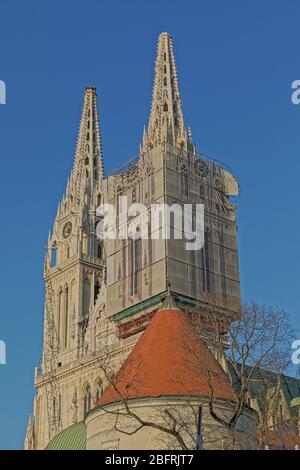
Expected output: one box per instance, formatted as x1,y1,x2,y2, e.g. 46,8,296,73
98,306,236,406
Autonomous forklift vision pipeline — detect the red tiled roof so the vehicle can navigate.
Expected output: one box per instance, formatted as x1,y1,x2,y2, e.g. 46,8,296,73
98,306,236,406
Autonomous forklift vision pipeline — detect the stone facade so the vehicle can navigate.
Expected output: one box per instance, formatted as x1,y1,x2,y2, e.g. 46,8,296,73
86,397,257,450
25,32,241,450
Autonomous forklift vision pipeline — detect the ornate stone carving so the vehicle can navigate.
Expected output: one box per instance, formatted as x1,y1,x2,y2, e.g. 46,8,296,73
71,389,78,424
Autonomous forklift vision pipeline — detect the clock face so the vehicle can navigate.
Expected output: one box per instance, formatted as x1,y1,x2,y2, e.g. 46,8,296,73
195,159,209,179
63,221,72,239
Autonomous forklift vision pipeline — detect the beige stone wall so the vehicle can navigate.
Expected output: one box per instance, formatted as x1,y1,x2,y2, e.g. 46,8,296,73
106,142,240,319
33,296,145,450
34,362,106,449
164,143,240,311
106,146,167,317
86,397,257,450
30,138,241,448
28,107,241,450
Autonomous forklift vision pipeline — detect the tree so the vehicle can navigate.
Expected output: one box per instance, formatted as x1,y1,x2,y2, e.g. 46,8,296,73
91,304,243,450
93,358,199,450
92,301,294,450
201,302,295,449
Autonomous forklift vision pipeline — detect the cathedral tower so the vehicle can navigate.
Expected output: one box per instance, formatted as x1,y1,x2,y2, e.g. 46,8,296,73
26,33,241,450
106,32,240,324
44,86,104,360
27,87,106,449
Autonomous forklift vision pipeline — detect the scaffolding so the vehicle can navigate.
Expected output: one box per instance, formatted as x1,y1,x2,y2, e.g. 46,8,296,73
105,143,235,178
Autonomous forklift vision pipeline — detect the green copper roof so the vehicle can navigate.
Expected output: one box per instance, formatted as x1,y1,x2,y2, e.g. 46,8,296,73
112,291,198,322
113,293,164,321
45,422,86,450
290,396,300,407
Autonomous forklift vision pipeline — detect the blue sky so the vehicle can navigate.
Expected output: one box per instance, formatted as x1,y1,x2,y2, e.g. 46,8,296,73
1,0,300,449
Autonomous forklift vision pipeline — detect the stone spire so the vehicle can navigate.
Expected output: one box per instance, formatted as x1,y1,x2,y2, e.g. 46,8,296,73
69,87,103,206
141,32,194,154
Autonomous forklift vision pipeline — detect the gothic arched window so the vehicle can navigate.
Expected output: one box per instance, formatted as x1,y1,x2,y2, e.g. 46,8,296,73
116,186,122,216
83,278,91,318
204,227,211,292
83,384,91,418
164,77,167,86
51,244,57,267
181,165,188,196
163,102,168,112
64,286,69,348
130,237,140,296
57,287,63,349
85,157,89,165
94,379,103,403
132,187,136,203
82,232,88,255
94,280,100,304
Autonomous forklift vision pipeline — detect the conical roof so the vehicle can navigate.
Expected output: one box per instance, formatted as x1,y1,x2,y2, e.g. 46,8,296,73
98,305,235,406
